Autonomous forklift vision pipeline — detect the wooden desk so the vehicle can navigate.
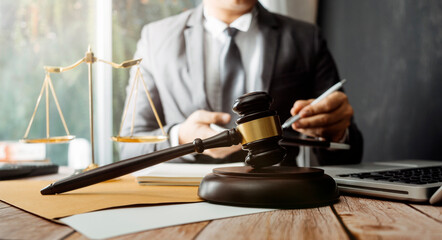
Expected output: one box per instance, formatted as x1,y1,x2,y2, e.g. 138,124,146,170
1,195,441,240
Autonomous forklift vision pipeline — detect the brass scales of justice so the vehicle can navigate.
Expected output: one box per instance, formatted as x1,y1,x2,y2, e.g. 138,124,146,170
20,46,168,170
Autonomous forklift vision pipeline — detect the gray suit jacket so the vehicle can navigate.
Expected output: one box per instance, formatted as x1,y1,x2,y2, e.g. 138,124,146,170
120,3,363,165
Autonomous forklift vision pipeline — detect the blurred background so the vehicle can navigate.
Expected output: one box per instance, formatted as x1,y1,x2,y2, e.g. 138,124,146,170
318,1,442,162
0,0,441,167
0,0,198,167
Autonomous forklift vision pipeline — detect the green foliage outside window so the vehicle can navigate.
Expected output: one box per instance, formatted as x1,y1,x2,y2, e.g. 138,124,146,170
0,0,199,165
0,0,95,165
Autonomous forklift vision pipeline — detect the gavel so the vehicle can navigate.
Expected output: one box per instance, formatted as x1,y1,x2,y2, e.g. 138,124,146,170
41,92,339,209
41,92,287,195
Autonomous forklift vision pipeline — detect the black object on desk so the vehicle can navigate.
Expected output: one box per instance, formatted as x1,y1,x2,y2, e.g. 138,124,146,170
198,166,338,208
0,163,59,180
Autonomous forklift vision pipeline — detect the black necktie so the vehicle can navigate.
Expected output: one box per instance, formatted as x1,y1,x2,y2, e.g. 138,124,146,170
220,27,246,124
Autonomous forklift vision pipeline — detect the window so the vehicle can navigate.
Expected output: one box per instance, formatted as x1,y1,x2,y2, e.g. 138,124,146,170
0,0,199,166
0,1,96,166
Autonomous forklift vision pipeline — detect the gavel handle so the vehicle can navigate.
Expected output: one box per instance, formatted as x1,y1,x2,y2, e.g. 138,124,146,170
41,129,242,195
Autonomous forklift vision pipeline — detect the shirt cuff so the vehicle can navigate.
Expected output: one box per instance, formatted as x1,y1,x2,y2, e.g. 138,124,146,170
169,123,198,161
324,128,349,151
338,128,349,143
169,123,181,147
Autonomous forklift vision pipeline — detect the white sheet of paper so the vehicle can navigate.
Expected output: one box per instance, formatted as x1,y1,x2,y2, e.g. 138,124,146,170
60,202,275,239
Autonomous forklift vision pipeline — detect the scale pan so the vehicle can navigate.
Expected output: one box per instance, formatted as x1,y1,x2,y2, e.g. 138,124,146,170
112,135,168,143
20,135,75,144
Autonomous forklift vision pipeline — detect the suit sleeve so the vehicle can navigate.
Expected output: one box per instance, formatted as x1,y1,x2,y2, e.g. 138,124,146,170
118,25,175,160
311,28,363,165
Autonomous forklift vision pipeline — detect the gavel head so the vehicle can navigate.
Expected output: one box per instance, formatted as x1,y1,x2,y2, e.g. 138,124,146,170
233,92,286,168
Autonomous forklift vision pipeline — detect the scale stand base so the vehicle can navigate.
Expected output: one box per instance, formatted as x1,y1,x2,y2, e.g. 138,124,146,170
198,166,339,208
83,163,99,172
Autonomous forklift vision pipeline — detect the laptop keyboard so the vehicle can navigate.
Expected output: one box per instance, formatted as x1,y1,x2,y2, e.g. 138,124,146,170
337,166,442,185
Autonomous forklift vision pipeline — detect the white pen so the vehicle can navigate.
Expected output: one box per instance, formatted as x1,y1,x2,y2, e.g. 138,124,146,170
281,79,347,129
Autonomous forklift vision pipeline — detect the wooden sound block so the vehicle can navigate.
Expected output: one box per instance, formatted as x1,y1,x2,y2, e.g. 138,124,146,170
198,166,339,208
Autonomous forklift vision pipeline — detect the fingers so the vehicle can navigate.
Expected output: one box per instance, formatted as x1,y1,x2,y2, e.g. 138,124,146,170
179,121,216,144
294,118,349,141
294,101,353,129
290,92,353,141
179,109,242,157
190,110,231,125
299,92,348,118
290,91,346,118
205,145,243,159
179,110,232,145
291,99,314,116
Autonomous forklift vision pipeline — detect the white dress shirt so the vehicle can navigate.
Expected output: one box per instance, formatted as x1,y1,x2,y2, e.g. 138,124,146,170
203,7,264,94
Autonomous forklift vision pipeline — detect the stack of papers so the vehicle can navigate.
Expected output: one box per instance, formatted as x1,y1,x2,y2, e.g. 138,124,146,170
132,162,245,186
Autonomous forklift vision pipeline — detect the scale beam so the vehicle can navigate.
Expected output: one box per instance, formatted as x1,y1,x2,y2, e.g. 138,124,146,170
21,46,168,169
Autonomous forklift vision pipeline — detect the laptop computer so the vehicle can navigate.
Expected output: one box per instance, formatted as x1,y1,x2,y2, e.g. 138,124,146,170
317,159,442,203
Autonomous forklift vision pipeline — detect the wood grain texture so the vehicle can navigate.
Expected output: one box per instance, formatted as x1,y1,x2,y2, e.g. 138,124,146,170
409,204,442,223
66,221,209,240
3,196,442,240
334,196,442,240
0,201,73,240
196,208,348,240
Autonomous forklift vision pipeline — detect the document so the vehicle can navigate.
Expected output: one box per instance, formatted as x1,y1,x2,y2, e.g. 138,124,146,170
60,202,275,239
0,174,201,220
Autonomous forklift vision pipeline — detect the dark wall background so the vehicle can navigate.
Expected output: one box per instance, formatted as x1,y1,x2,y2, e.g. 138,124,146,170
317,0,442,162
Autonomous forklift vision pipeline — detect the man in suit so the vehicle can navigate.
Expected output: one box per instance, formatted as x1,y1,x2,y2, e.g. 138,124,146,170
119,0,363,165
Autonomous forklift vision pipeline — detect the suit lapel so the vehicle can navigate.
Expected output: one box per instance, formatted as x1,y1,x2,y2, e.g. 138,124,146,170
184,4,211,110
257,3,281,92
183,3,280,110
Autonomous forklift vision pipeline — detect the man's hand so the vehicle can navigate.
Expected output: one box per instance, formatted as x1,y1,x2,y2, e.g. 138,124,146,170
179,110,242,159
290,92,353,142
